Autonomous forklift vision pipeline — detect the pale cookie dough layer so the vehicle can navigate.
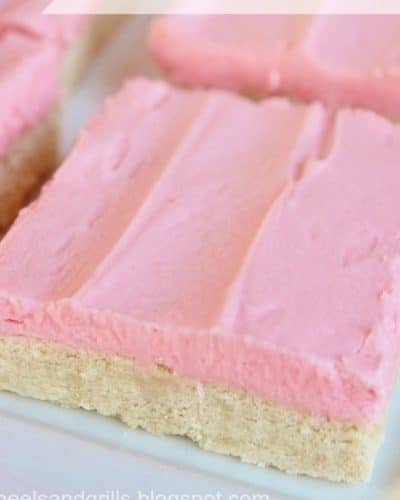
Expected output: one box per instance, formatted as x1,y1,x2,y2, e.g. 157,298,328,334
0,335,383,483
0,109,59,232
62,15,126,92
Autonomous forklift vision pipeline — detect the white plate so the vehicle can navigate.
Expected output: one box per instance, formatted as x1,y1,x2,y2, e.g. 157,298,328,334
1,15,399,500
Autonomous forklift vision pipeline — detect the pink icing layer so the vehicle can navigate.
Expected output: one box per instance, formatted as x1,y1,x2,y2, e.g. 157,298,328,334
0,79,400,425
0,0,89,47
149,14,400,119
0,29,60,158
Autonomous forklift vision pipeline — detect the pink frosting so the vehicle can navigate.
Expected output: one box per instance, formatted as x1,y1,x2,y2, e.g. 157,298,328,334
0,30,60,158
0,79,399,425
0,0,89,47
149,15,400,119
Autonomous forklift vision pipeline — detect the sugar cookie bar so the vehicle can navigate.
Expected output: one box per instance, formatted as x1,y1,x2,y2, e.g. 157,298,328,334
149,15,400,119
0,79,399,483
0,30,60,231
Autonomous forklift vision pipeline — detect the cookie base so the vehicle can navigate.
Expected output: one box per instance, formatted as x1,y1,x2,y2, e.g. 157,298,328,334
0,335,384,482
0,111,59,232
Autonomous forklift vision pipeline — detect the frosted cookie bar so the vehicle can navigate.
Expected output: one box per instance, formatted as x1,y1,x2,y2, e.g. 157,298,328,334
149,14,400,119
0,79,398,483
0,30,60,231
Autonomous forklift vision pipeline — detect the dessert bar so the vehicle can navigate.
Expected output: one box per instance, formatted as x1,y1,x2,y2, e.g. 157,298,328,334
0,79,398,482
0,29,60,231
149,15,400,118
